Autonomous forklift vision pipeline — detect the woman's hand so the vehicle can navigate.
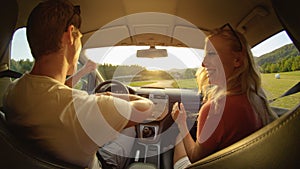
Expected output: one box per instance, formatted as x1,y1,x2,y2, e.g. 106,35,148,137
171,102,187,127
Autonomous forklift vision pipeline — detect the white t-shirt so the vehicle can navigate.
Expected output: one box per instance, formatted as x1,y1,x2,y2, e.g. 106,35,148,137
3,73,132,168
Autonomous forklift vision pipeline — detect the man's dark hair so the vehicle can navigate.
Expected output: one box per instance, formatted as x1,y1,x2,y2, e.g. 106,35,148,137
26,0,81,59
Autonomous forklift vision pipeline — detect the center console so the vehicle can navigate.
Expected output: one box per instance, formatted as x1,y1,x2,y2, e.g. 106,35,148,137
132,92,169,169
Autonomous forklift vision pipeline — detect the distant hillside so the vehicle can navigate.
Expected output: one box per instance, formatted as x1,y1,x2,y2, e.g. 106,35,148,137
255,44,299,65
255,44,300,73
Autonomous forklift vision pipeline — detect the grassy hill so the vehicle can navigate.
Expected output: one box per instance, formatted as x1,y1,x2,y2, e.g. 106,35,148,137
255,43,299,66
254,44,300,73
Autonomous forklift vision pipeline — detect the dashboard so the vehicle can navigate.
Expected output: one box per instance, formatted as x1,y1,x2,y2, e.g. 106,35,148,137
133,87,202,118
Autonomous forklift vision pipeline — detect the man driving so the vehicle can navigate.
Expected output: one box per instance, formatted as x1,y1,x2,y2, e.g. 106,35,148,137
3,0,153,168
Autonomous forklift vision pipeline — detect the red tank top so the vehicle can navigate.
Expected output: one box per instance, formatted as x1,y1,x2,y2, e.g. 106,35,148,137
196,94,262,153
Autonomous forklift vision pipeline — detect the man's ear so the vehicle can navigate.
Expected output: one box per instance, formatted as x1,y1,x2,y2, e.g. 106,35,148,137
65,25,76,45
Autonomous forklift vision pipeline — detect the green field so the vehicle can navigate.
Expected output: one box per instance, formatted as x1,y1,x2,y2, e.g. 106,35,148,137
172,71,300,109
261,71,300,109
129,81,156,87
172,78,198,88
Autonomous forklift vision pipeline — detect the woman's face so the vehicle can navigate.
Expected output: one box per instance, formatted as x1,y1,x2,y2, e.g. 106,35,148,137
202,35,242,87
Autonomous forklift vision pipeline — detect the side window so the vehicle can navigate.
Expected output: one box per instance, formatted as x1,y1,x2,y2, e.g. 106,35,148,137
10,28,90,91
73,62,89,91
10,28,33,73
251,31,300,111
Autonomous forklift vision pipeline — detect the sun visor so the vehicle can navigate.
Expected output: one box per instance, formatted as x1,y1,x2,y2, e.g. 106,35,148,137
173,26,206,49
83,25,131,49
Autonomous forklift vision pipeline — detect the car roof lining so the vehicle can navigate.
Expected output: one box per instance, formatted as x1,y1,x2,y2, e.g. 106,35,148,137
14,0,283,49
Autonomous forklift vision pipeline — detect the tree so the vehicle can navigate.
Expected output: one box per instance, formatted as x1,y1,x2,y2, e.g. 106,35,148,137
183,68,197,79
10,59,34,73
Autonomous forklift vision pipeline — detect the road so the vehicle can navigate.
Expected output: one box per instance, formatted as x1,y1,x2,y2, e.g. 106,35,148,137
142,80,174,88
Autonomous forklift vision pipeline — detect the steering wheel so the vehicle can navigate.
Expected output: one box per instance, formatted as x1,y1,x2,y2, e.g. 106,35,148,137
94,80,129,94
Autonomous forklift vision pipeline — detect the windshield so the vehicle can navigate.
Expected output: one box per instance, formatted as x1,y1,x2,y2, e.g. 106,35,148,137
84,46,203,89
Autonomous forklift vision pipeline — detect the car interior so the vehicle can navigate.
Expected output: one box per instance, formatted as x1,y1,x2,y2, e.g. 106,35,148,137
0,0,299,168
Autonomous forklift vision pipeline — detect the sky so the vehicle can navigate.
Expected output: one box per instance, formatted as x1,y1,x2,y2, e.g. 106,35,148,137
251,31,292,57
11,28,292,70
85,46,204,70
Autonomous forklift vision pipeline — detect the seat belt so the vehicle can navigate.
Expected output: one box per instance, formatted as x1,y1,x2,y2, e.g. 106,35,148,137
0,63,22,78
0,69,22,78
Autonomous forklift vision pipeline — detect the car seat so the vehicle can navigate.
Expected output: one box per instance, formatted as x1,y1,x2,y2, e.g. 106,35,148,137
187,104,300,169
0,111,83,169
0,63,22,108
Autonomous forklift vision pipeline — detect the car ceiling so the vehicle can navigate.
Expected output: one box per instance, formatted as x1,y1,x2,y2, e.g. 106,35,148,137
15,0,283,49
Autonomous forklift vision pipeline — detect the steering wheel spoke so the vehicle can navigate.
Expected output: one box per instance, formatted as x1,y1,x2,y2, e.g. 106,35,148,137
94,80,129,94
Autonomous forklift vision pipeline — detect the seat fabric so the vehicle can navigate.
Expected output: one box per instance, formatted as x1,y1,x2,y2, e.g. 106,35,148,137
0,111,83,169
187,104,300,169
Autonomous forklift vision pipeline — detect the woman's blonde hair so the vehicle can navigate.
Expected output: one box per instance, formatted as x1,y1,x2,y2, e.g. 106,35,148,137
195,67,216,104
199,26,278,125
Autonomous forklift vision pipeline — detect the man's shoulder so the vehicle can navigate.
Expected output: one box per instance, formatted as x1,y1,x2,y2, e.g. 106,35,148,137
5,73,89,100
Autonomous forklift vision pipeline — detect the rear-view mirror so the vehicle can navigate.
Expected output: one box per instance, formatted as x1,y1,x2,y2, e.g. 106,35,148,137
136,46,168,58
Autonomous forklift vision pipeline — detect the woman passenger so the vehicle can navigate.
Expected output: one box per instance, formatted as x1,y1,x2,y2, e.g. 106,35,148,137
171,24,278,169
